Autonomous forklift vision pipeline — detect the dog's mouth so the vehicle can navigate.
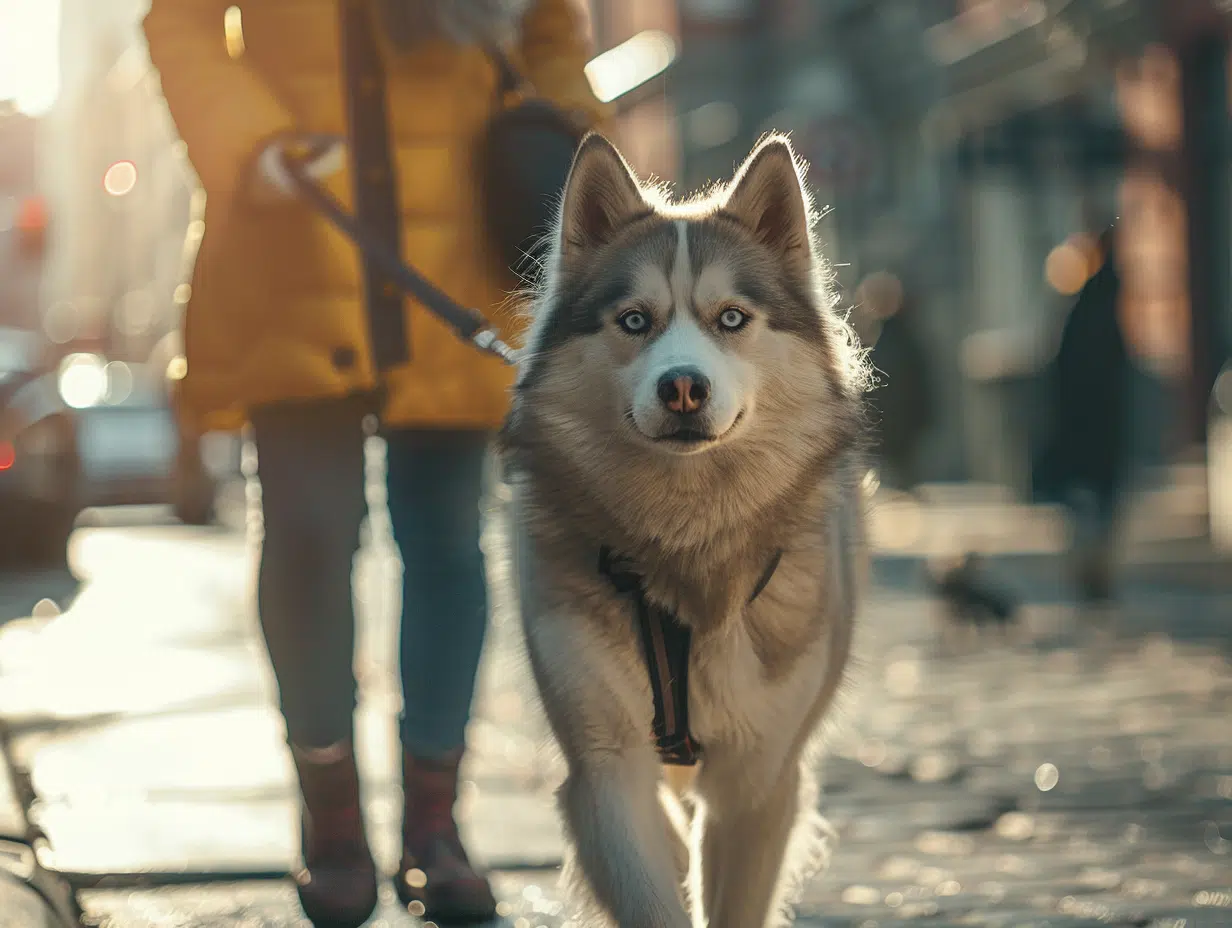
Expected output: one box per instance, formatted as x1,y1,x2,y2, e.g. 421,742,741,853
657,428,711,444
651,409,746,448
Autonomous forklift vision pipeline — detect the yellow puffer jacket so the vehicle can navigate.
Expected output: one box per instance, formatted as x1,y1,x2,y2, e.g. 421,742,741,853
144,0,609,433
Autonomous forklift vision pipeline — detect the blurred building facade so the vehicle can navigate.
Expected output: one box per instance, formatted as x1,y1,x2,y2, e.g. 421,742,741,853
13,0,1232,497
0,107,45,333
35,0,195,364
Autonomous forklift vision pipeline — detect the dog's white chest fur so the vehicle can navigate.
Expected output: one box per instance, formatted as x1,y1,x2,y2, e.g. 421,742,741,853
688,604,831,756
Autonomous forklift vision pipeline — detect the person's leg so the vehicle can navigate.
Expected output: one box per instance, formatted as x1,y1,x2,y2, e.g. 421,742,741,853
252,396,368,746
383,428,496,921
387,429,490,756
1089,481,1122,602
251,395,376,928
1067,482,1116,604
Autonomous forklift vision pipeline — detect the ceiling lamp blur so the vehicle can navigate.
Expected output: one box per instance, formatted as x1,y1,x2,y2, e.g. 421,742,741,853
585,30,678,105
103,160,138,197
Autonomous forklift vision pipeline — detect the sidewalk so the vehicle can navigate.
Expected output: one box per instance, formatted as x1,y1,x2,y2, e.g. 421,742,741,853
868,474,1232,612
0,504,1228,926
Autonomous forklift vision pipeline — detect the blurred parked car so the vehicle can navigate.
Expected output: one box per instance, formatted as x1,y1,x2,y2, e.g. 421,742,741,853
0,325,238,566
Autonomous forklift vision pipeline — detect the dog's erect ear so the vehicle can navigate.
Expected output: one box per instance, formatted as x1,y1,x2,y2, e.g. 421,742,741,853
721,135,810,264
559,133,649,259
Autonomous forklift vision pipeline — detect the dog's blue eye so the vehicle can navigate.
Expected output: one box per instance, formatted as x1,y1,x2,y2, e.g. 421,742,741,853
617,310,649,334
719,307,748,331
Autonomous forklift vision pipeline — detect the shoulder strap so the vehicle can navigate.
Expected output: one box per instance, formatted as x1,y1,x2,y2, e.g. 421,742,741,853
339,0,410,372
485,42,527,96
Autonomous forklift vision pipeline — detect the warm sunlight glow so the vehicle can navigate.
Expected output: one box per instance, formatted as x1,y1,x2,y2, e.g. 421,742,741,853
585,30,677,104
0,0,62,115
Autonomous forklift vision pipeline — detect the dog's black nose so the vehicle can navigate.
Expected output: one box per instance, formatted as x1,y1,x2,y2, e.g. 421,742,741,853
656,367,711,414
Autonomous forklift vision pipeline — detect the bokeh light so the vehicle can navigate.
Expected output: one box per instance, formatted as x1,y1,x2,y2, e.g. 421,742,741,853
1045,235,1099,295
103,160,138,197
585,30,677,104
58,353,108,409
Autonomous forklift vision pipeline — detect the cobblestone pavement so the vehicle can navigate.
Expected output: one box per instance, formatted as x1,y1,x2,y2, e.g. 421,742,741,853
0,499,1229,927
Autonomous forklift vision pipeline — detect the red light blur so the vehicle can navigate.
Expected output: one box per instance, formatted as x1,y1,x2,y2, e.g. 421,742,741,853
15,195,48,233
0,442,14,471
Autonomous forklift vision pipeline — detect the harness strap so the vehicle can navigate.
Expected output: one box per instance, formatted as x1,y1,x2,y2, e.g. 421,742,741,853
597,546,783,767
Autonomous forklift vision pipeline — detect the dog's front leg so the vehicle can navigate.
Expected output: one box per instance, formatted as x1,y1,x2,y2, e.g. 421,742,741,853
525,611,691,928
695,752,812,928
561,749,690,928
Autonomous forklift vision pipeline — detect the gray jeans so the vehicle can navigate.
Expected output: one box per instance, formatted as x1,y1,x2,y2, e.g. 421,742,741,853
251,395,491,758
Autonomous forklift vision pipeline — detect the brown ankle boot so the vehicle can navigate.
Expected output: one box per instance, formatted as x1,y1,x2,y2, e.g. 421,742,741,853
397,749,498,923
290,741,378,928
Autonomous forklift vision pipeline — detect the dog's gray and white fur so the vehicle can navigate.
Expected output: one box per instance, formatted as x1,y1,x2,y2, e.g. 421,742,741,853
499,132,870,928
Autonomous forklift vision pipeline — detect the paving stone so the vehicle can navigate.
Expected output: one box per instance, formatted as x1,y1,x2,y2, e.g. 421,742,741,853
0,871,65,928
33,798,296,876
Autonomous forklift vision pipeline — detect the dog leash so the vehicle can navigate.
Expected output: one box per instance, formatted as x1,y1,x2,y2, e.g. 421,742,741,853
279,143,518,367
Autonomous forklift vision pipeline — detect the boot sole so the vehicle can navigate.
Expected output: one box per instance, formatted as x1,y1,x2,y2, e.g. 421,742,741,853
301,908,378,928
299,892,378,928
304,918,376,928
397,886,498,925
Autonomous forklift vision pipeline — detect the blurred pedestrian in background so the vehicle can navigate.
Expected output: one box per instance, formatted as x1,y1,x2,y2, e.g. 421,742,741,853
1032,225,1132,605
857,270,935,493
143,1,608,925
857,270,1020,642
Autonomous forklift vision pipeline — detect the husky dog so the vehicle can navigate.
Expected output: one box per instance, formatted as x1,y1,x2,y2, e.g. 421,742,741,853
499,132,869,928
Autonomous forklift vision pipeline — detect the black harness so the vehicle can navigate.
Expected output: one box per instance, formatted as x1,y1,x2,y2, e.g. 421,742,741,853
597,546,784,766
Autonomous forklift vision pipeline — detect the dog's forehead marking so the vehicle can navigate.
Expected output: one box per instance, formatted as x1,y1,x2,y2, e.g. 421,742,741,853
624,221,742,317
669,221,694,312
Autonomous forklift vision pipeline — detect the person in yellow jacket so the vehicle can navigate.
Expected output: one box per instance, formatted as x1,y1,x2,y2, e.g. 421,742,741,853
143,1,608,925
